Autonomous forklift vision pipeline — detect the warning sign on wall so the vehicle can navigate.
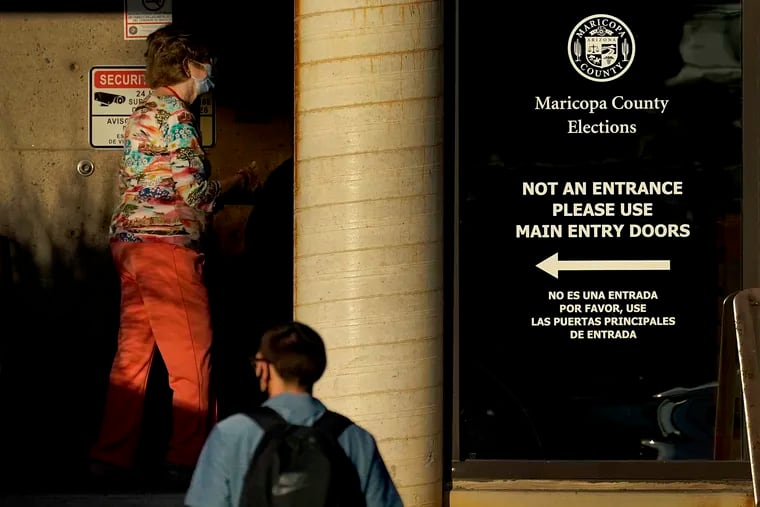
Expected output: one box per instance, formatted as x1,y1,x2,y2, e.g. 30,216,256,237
124,0,172,40
89,66,215,149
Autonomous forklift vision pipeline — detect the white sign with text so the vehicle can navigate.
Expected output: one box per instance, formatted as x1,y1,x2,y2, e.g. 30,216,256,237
89,66,215,149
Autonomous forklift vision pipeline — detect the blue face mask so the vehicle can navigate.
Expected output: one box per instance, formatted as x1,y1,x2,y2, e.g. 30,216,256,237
194,63,214,96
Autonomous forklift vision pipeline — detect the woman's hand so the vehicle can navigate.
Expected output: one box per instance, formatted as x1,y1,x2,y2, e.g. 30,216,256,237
236,161,262,193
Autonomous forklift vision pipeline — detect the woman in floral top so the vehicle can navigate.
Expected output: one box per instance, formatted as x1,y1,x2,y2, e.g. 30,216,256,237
90,23,257,481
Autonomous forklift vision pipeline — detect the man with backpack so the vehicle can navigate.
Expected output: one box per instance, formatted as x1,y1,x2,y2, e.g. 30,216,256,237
185,321,404,507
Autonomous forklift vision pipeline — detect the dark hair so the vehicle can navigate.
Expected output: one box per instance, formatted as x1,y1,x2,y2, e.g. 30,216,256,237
258,321,327,388
144,23,212,88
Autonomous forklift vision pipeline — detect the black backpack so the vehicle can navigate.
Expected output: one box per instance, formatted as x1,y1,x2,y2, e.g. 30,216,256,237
239,406,367,507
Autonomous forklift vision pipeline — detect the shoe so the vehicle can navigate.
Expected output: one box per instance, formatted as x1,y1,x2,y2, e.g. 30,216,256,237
88,459,130,479
88,459,132,489
160,461,195,489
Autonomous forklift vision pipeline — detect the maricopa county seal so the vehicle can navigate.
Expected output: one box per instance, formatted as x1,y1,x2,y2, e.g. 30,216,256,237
568,14,635,82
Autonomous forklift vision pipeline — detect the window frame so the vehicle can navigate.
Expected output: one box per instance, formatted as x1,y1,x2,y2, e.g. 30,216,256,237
446,0,758,482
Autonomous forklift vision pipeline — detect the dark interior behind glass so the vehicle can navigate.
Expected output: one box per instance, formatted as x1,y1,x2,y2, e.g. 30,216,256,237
457,0,742,461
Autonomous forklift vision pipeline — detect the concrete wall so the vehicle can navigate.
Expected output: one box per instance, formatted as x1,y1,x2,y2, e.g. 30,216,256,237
0,9,292,271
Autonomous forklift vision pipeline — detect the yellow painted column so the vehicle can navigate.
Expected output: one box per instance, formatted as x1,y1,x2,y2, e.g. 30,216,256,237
294,1,444,506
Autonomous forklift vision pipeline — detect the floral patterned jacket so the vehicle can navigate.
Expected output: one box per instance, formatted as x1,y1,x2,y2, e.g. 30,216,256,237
109,94,220,251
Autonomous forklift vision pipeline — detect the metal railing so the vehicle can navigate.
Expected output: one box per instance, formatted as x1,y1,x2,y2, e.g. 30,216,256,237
732,288,760,506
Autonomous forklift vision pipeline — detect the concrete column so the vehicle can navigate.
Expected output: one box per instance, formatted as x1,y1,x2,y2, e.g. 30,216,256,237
294,1,444,506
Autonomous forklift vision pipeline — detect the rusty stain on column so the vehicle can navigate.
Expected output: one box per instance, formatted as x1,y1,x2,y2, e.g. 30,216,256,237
294,1,444,505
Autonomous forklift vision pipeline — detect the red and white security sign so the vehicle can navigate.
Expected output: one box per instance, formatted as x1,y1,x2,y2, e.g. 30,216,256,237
89,66,215,149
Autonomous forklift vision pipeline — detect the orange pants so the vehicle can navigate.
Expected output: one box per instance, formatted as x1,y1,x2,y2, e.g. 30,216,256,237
91,242,213,468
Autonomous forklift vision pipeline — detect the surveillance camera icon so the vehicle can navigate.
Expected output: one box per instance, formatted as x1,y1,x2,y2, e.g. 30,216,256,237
94,92,126,106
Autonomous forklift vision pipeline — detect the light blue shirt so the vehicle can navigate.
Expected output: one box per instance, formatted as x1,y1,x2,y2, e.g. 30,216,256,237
185,392,404,507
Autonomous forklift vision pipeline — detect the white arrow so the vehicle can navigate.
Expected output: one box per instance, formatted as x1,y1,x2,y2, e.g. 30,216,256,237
536,252,671,279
